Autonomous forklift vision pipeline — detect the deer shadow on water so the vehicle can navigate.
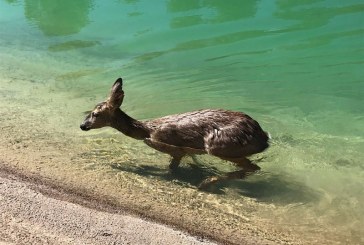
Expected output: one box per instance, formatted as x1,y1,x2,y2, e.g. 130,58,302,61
110,158,321,205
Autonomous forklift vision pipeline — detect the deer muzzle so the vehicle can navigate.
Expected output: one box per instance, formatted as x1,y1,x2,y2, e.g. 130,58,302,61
80,123,90,131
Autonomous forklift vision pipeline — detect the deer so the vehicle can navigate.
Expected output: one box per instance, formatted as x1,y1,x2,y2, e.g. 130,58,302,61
80,78,270,189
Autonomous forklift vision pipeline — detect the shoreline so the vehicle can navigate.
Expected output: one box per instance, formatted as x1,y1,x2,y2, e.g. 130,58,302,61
0,164,217,245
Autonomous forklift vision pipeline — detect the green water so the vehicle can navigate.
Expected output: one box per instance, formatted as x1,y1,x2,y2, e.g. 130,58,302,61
1,0,364,243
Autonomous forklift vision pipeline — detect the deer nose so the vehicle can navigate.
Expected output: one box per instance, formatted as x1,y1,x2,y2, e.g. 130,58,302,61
80,124,89,131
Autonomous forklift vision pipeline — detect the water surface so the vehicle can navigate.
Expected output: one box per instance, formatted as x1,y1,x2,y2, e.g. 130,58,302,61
0,0,363,244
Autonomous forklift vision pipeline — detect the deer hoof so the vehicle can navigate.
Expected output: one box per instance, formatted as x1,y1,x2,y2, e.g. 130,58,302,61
198,176,219,189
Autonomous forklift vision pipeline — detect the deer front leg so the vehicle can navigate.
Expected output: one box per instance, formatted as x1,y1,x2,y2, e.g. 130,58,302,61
169,155,183,171
144,138,184,170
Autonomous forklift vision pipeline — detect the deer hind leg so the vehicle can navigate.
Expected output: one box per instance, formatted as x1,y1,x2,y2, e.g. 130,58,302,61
222,156,261,172
198,157,260,189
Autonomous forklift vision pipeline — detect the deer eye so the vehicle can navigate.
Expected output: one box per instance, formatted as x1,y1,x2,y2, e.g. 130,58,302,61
92,112,99,118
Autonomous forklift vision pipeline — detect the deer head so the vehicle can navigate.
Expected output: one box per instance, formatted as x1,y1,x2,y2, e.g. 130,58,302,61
80,78,124,131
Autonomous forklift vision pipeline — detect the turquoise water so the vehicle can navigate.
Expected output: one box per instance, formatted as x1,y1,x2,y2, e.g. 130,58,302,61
1,0,364,243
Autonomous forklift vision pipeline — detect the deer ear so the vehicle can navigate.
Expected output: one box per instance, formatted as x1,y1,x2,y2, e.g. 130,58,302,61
108,78,124,108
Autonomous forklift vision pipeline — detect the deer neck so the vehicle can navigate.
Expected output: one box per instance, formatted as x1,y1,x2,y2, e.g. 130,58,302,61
111,109,150,140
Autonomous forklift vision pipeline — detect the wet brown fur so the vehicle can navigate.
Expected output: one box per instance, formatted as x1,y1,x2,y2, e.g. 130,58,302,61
80,78,270,188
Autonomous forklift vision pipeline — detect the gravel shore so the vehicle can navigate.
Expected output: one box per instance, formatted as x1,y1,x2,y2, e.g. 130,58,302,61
0,172,216,245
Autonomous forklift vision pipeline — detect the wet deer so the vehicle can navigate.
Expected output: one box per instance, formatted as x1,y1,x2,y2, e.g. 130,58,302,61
80,78,270,189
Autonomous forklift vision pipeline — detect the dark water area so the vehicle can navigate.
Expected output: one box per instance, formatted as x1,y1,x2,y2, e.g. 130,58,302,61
1,0,363,244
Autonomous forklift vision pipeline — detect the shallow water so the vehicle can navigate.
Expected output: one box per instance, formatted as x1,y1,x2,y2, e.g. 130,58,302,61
1,0,363,244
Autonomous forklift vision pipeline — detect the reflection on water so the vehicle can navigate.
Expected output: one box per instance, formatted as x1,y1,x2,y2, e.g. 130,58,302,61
167,0,258,28
0,0,364,244
275,0,364,30
24,0,93,36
